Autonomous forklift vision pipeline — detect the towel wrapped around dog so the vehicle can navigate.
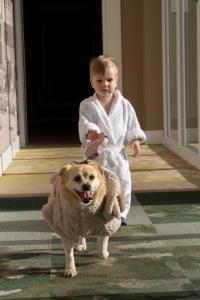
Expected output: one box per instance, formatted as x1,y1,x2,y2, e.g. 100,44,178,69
42,168,121,241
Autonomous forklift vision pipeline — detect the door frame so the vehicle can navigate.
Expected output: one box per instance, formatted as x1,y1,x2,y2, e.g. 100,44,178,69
14,0,122,147
14,0,27,146
162,0,200,169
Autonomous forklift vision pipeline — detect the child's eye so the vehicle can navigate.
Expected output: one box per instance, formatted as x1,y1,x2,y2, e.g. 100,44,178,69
108,78,114,82
97,79,102,83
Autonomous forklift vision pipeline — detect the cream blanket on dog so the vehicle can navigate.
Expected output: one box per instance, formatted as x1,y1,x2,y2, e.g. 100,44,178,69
42,169,121,241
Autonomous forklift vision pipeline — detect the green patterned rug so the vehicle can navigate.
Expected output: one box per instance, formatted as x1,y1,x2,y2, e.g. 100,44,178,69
50,231,200,299
1,191,200,299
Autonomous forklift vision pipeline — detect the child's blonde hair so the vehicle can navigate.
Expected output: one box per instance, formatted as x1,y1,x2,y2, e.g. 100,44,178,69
90,55,118,79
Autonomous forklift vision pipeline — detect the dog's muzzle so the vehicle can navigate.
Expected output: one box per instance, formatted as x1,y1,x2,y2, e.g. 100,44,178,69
76,183,93,204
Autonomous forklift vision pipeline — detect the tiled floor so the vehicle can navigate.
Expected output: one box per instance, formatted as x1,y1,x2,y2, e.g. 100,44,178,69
0,144,200,197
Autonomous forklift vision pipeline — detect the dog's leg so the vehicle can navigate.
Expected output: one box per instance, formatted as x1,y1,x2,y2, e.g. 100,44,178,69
76,236,87,251
62,239,77,277
97,236,109,259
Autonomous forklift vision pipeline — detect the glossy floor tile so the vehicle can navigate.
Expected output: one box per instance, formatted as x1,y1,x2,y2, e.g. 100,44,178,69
0,144,200,197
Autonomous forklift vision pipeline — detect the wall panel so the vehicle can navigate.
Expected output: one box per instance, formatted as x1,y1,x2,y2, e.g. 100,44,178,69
0,0,10,154
5,0,17,144
0,0,18,174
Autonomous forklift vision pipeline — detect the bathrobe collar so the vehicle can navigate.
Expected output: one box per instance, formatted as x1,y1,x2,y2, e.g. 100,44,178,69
92,90,123,146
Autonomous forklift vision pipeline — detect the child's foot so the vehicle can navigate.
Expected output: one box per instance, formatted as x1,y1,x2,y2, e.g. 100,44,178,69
121,217,127,226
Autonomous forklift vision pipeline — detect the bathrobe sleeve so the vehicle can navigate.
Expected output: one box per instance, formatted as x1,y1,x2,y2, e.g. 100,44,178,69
78,98,101,144
124,99,146,145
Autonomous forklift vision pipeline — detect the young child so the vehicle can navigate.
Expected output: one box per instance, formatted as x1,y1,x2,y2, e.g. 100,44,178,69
78,55,146,225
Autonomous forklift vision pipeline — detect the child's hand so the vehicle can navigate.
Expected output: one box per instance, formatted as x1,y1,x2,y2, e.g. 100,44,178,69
130,139,141,157
86,130,101,141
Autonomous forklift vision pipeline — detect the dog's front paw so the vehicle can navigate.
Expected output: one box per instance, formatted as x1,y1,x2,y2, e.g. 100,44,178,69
76,237,86,252
98,250,109,260
64,268,77,278
76,244,86,251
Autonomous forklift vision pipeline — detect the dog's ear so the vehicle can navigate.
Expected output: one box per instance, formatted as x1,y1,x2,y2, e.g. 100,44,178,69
97,164,105,177
88,160,105,176
95,163,105,179
59,164,73,176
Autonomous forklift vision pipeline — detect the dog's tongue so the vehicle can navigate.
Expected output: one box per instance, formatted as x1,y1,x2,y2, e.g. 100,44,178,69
81,191,93,203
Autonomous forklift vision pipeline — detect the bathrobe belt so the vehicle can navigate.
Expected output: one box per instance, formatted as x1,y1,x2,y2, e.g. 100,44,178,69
97,147,126,169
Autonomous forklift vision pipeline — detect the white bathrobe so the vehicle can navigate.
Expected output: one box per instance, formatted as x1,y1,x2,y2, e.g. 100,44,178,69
78,90,146,219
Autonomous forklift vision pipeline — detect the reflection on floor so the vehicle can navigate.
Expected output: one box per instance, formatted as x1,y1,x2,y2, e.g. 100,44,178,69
0,144,200,197
1,144,200,299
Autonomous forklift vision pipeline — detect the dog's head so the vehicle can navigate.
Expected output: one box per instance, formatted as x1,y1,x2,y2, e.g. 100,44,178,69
59,160,106,206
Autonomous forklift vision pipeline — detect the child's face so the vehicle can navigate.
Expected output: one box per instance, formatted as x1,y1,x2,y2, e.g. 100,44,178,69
90,69,118,100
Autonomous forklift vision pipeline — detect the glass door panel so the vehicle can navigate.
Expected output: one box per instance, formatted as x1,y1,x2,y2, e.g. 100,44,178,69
182,0,199,153
167,0,178,141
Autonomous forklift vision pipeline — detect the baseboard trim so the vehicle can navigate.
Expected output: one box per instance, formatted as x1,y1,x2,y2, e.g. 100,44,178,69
144,130,163,144
1,146,12,173
12,135,20,158
163,138,200,170
0,136,20,175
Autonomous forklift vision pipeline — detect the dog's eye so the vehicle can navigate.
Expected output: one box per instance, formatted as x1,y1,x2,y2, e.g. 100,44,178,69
74,175,81,182
89,175,95,180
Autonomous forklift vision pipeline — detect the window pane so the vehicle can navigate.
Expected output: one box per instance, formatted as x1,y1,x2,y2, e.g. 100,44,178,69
167,0,178,141
182,0,199,153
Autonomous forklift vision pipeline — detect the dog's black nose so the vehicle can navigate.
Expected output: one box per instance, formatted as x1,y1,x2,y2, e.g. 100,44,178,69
82,183,91,191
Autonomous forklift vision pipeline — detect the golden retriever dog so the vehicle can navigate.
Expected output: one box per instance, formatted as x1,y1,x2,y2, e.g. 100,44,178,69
42,160,124,277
